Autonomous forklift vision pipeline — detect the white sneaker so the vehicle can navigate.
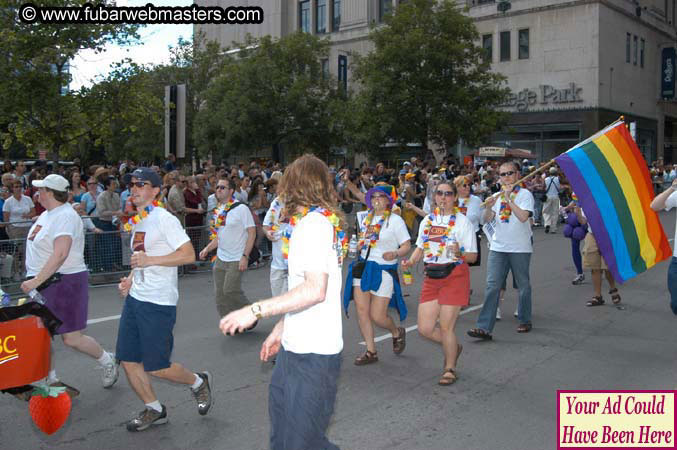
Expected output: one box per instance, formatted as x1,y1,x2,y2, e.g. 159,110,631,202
514,308,519,318
496,307,502,320
101,354,119,389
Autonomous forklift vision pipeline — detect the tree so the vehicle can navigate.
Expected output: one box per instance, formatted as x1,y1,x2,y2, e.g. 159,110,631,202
196,32,347,163
350,0,510,159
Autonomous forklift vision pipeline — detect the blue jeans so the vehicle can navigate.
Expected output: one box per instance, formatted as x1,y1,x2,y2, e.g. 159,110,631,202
477,251,532,332
668,257,677,315
269,348,341,450
533,196,543,224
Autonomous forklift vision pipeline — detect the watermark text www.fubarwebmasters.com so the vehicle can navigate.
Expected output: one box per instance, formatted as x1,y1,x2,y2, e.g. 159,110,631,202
18,2,263,25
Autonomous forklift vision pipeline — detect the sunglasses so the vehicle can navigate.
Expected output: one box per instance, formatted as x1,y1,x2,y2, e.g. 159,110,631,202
435,190,454,197
499,171,516,177
216,185,227,190
131,181,150,188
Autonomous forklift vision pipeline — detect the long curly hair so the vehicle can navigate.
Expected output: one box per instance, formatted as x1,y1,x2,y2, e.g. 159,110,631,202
279,154,345,227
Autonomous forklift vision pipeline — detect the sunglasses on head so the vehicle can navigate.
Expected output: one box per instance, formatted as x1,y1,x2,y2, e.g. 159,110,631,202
435,190,454,197
499,171,516,177
131,181,150,188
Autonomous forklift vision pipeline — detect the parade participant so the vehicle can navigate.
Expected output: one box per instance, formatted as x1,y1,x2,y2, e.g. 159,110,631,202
401,181,477,385
468,161,535,339
21,174,118,396
454,175,482,264
542,167,562,234
116,168,213,432
651,177,677,313
198,177,256,318
220,154,346,450
263,196,290,297
343,185,410,365
563,193,586,285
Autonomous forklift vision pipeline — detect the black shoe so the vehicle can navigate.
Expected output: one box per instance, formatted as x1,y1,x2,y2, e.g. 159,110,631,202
126,405,168,432
192,372,213,416
545,226,550,234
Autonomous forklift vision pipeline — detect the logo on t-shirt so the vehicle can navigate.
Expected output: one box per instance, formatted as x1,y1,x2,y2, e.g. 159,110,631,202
132,232,146,252
428,225,447,243
28,225,42,242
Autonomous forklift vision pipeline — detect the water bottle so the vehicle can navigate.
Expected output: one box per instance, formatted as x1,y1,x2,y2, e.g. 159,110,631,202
28,289,46,305
402,267,413,286
348,234,358,259
447,235,458,262
133,268,145,284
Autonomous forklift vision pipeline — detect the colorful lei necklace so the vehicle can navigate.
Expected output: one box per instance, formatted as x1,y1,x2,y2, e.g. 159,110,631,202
456,197,468,216
498,184,525,223
357,208,391,250
571,192,579,206
281,206,348,260
209,198,235,240
421,208,456,262
123,200,163,232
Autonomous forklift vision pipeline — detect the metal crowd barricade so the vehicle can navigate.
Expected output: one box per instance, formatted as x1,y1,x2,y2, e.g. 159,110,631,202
181,224,214,275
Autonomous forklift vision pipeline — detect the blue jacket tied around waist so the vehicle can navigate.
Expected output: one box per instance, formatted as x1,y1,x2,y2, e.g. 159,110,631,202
343,259,407,321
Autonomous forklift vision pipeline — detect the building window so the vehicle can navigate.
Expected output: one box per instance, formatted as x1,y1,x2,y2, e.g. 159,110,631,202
316,0,327,34
633,35,638,65
640,38,645,68
321,58,329,79
380,0,392,22
482,34,493,62
299,0,310,33
332,0,340,30
338,54,347,91
518,29,529,59
626,33,631,63
500,31,510,61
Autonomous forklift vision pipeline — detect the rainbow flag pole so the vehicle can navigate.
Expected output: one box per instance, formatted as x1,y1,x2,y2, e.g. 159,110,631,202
554,118,672,284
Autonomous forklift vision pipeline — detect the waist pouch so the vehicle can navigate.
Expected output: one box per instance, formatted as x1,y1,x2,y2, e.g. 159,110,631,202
352,261,366,278
424,263,455,279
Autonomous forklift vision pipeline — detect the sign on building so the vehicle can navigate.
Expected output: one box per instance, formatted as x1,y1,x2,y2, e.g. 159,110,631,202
662,47,675,99
478,147,506,157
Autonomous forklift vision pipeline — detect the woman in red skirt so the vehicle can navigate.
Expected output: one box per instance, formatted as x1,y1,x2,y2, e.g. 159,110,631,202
401,181,477,385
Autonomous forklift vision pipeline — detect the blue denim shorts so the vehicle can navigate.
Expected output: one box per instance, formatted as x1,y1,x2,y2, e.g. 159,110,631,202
115,295,176,371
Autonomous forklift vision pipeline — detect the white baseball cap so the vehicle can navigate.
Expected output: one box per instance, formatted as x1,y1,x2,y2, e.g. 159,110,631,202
32,174,69,192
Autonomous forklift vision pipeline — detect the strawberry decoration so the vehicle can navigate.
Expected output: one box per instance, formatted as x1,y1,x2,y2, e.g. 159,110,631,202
29,385,71,435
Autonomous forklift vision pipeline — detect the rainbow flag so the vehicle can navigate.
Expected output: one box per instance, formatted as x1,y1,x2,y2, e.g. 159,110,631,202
554,120,671,284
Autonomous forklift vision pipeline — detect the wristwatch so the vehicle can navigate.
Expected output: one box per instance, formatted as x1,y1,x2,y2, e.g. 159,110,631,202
251,302,263,320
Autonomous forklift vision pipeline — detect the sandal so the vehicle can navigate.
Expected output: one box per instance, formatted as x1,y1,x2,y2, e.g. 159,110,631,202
438,368,457,386
516,323,532,333
467,328,492,340
392,327,406,355
586,296,604,307
354,350,378,366
609,288,621,304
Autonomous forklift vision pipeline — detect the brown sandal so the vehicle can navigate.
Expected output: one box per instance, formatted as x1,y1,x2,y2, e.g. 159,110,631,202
609,288,621,304
354,350,378,366
393,327,406,355
438,368,457,385
586,296,604,307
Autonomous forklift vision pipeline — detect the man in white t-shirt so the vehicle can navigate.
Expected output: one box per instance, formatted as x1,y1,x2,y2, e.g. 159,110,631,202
116,168,213,432
199,177,256,318
651,177,677,314
263,196,289,297
468,161,535,340
220,154,343,450
542,167,563,234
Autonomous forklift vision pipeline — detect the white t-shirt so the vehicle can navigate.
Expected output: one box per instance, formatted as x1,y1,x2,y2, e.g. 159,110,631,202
3,195,34,227
544,176,561,198
457,195,482,232
664,191,677,257
415,212,477,264
262,198,290,271
215,203,255,262
25,204,87,276
129,207,190,306
282,212,343,355
356,210,410,265
489,188,534,253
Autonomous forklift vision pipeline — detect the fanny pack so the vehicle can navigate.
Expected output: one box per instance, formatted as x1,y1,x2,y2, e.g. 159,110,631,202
424,263,455,279
352,245,372,279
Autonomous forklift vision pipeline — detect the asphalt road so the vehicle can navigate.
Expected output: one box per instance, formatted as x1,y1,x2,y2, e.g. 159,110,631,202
3,210,677,450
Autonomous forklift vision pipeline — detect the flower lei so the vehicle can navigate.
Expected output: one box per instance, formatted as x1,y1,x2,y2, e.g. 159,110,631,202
456,197,468,216
571,192,579,206
357,208,391,250
209,198,235,240
498,184,525,223
281,206,348,260
421,208,457,262
123,200,164,232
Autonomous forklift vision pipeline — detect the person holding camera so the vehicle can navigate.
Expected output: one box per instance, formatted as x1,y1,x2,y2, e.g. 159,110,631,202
401,180,477,385
343,185,410,366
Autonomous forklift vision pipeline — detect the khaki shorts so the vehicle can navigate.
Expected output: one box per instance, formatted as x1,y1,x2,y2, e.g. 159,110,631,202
582,233,607,270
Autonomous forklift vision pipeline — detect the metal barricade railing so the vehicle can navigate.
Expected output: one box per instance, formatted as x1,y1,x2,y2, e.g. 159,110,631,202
181,224,214,275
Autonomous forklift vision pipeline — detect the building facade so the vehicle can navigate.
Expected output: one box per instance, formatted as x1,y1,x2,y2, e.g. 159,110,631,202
196,0,677,164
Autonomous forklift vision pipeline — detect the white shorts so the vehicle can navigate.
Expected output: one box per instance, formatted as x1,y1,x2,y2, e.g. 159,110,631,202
352,270,394,298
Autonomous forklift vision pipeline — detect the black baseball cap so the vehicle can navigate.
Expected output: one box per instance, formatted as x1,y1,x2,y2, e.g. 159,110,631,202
130,168,161,187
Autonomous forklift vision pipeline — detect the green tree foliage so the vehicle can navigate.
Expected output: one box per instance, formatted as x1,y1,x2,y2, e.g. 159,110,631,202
350,0,510,154
196,32,346,162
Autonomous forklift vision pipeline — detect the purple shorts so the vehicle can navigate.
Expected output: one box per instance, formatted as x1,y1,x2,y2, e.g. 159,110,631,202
42,271,89,335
